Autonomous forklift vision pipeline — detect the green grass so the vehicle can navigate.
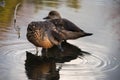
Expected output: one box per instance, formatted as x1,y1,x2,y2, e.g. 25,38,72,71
0,0,21,27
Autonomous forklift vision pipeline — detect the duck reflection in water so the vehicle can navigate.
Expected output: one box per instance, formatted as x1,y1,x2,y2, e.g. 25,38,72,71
25,52,60,80
25,42,91,80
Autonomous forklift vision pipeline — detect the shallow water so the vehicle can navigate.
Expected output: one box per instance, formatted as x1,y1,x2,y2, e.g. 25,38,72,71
0,0,120,80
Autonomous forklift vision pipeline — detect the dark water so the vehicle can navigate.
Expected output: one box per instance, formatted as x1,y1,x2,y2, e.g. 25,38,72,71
0,0,120,80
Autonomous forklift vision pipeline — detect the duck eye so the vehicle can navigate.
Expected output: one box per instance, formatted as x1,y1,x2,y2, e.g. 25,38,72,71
50,12,55,16
27,27,32,31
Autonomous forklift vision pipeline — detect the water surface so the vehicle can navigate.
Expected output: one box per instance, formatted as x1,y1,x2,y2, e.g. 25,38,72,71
0,0,120,80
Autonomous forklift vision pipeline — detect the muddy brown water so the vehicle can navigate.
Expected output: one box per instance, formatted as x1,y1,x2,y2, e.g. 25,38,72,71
0,0,120,80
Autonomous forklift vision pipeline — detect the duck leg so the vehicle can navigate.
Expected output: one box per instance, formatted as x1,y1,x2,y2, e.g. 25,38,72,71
57,43,64,52
35,47,39,56
45,48,48,57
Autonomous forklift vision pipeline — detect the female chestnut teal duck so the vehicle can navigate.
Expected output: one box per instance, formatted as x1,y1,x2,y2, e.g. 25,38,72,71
27,21,63,55
43,10,93,40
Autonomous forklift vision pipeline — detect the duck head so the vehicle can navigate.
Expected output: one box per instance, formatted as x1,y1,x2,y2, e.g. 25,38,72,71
27,23,38,32
43,10,61,20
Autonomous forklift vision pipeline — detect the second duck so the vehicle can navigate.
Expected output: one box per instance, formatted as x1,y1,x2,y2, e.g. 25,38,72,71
43,10,93,40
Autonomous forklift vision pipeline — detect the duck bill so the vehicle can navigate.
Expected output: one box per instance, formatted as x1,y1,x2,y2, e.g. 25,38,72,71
43,16,50,19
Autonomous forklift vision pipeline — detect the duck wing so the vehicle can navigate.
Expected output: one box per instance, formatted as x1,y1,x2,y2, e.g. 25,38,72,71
47,29,63,45
62,18,84,32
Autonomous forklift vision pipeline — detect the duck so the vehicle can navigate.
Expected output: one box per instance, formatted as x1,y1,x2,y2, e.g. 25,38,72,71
43,10,93,40
26,21,63,55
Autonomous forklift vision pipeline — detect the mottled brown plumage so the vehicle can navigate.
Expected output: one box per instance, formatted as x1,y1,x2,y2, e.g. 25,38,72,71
27,21,63,54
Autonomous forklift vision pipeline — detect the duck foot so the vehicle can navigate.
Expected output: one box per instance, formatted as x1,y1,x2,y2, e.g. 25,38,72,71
57,44,64,52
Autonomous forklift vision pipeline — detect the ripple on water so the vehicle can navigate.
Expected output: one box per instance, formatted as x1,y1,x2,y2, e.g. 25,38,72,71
0,40,34,80
0,40,120,80
60,52,120,79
